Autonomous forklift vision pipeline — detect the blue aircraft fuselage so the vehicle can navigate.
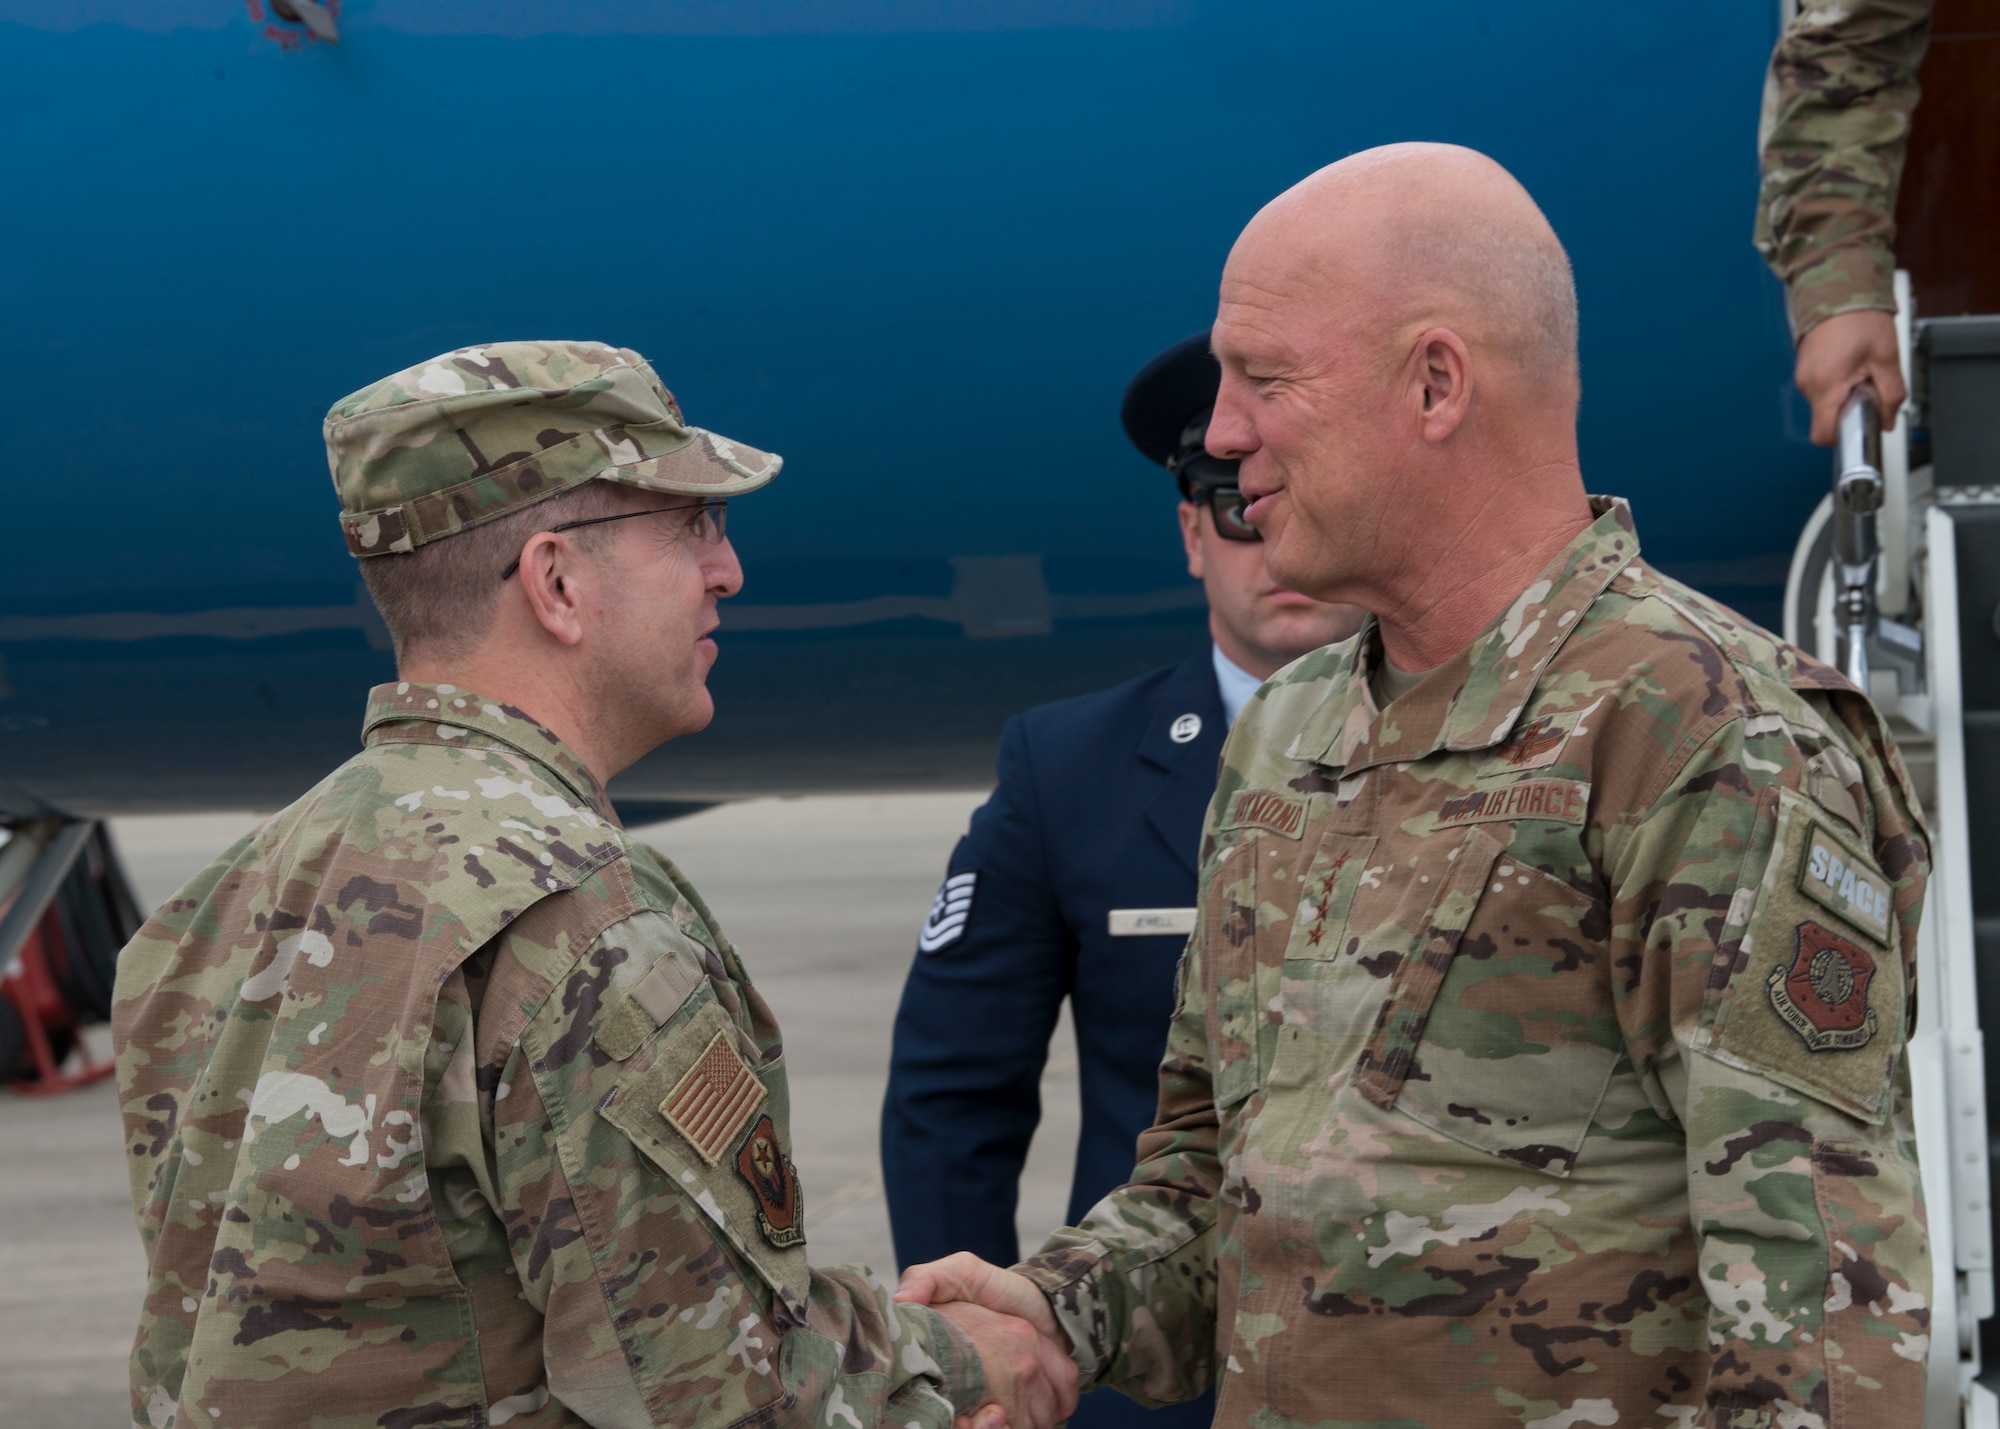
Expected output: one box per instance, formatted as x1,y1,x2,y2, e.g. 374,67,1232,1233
0,0,1816,815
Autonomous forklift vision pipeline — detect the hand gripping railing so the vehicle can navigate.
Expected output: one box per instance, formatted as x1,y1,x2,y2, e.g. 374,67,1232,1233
1834,386,1884,691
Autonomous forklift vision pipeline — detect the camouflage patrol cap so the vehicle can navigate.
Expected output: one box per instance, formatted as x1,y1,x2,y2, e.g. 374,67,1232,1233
325,340,781,557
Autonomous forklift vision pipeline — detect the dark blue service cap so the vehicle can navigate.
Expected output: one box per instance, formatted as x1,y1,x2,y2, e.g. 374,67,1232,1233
1120,332,1236,489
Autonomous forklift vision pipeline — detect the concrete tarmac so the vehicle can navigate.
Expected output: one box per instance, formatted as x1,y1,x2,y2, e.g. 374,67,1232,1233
0,793,1084,1427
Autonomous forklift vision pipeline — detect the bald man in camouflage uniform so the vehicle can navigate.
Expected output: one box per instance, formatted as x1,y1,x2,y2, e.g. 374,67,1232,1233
112,342,1071,1429
1005,498,1932,1425
1756,0,1933,444
901,146,1931,1428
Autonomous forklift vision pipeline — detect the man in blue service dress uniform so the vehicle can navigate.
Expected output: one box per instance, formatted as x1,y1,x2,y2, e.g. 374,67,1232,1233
881,335,1364,1428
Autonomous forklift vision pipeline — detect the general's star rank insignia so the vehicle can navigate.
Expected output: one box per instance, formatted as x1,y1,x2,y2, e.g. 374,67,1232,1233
1767,920,1879,1052
735,1114,805,1249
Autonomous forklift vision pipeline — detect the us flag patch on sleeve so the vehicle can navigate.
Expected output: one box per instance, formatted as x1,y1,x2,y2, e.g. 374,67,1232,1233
918,871,977,953
660,1030,769,1166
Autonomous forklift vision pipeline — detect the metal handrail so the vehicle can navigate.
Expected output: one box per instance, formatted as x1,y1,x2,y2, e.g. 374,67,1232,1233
1834,386,1884,691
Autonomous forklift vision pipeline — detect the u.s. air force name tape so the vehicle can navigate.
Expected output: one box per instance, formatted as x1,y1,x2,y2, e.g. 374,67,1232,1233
1108,908,1197,937
918,871,977,953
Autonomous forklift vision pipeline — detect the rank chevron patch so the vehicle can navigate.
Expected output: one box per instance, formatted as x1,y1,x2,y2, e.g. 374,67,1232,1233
918,871,977,953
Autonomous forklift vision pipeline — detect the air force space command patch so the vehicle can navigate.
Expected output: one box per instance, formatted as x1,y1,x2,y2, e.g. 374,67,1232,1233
918,871,977,953
1768,920,1879,1051
1760,818,1893,1054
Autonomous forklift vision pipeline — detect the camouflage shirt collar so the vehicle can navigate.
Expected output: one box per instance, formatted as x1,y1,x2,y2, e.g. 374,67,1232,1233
361,681,617,822
1288,496,1640,773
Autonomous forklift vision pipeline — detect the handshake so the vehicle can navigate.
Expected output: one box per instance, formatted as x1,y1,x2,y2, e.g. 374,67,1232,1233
896,1253,1080,1429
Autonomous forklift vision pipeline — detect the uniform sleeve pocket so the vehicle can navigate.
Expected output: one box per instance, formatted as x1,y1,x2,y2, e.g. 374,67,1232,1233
1705,787,1902,1124
598,992,813,1321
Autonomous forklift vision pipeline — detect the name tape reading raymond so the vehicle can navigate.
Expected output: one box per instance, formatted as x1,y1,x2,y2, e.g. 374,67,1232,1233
1798,819,1893,944
1225,789,1307,839
1433,778,1589,830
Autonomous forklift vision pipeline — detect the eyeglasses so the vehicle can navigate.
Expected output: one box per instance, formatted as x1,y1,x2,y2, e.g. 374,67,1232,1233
500,498,728,581
1191,485,1261,543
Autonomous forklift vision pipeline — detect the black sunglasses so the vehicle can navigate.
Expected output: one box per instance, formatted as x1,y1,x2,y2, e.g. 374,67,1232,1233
500,498,728,581
1188,485,1260,543
1169,446,1259,543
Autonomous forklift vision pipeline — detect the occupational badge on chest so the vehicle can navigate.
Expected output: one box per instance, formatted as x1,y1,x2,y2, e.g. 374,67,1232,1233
1767,920,1879,1052
734,1114,806,1249
1476,707,1588,775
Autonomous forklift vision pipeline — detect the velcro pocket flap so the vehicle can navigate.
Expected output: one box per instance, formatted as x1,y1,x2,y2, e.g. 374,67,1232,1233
1354,827,1505,1109
594,945,708,1062
1389,856,1618,1177
1203,831,1269,1112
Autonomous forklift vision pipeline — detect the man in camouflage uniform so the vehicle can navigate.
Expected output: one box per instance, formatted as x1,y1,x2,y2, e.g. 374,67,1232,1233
111,341,1075,1429
1756,0,1933,444
901,146,1933,1427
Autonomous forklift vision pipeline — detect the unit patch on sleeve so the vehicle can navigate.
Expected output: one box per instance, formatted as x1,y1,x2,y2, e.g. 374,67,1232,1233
918,871,977,953
734,1113,805,1249
1797,819,1893,944
1709,786,1902,1123
660,1030,769,1166
1767,920,1879,1051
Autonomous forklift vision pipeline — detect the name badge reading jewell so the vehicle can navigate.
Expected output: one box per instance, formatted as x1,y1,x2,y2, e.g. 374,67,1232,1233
1108,908,1197,937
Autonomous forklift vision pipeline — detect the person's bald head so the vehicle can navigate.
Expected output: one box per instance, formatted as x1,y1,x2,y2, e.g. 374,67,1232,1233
1229,143,1577,396
1206,144,1592,665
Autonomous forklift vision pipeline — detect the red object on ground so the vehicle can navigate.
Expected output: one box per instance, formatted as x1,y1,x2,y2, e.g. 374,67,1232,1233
1,906,115,1095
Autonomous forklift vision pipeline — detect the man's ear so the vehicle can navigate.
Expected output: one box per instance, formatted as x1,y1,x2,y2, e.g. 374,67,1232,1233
515,531,590,648
1410,327,1473,444
1177,500,1206,580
